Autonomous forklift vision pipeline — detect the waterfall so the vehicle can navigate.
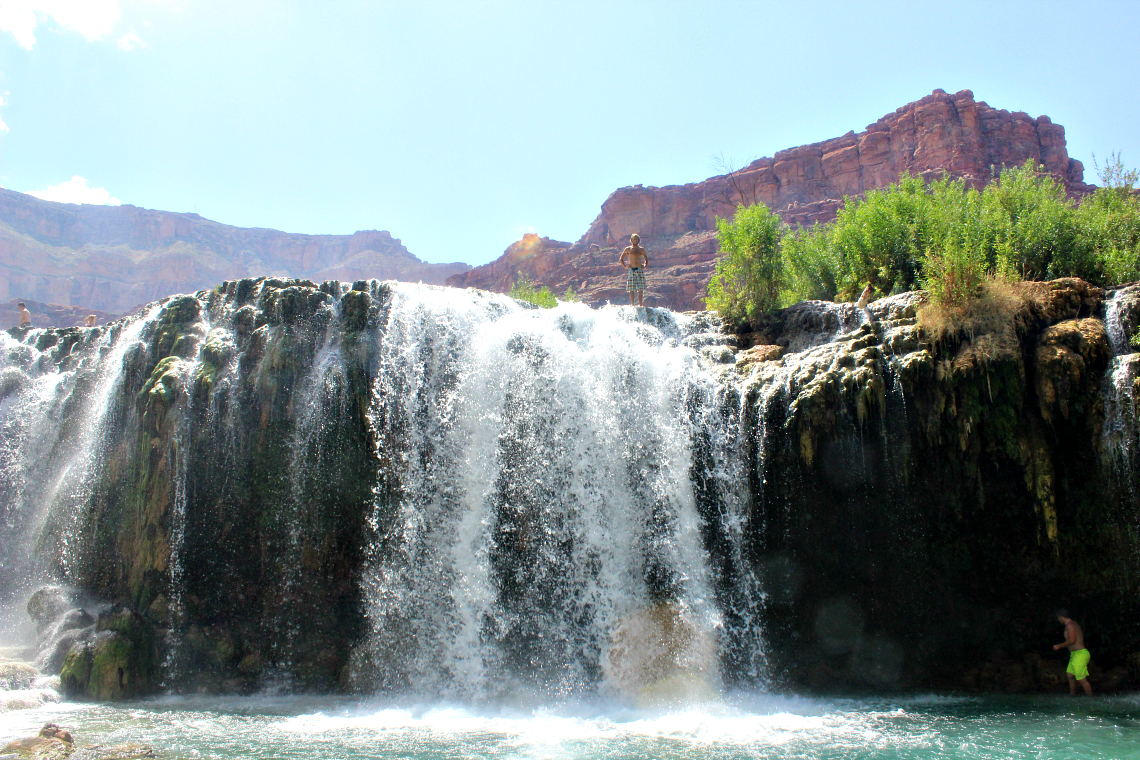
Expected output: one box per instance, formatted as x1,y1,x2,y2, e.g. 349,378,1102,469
0,281,762,701
0,309,158,617
1103,287,1140,497
358,286,748,700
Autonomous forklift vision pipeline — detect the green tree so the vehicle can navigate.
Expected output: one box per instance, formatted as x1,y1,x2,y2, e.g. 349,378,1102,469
780,222,840,303
1077,152,1140,283
706,203,786,324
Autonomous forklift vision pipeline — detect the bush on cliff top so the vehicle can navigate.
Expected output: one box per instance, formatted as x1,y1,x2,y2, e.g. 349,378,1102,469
706,204,784,323
708,158,1140,326
509,275,557,308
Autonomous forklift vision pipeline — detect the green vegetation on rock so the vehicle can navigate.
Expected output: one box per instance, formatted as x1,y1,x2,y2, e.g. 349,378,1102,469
706,203,785,324
509,275,576,308
709,159,1140,326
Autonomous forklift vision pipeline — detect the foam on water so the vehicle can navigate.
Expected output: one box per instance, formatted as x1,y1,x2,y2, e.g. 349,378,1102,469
5,693,1140,759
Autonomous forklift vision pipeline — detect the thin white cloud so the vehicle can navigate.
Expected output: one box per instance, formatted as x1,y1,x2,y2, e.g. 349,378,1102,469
0,94,9,134
27,176,121,206
116,29,142,50
0,0,121,50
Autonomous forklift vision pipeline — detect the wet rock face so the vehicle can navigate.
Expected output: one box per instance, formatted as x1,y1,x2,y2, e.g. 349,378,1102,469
60,607,159,701
5,276,388,695
716,279,1139,692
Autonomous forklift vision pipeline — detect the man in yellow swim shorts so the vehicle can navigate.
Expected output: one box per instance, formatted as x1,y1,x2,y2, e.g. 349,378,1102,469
1052,609,1093,695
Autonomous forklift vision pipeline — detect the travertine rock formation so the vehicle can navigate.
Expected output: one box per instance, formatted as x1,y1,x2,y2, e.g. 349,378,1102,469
450,89,1094,311
0,188,470,316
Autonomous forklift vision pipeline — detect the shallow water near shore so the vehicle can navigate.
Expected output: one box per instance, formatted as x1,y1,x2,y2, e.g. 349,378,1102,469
3,692,1140,759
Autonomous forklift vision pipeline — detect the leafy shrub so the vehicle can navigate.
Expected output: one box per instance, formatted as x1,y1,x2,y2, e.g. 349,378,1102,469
921,238,988,307
781,223,840,303
706,203,785,325
1075,154,1140,283
829,172,942,298
706,159,1140,324
509,275,558,308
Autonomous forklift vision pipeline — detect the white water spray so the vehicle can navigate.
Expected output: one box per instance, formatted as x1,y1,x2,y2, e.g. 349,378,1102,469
360,287,740,700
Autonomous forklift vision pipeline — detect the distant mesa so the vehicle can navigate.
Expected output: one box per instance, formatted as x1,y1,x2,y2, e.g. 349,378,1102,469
0,89,1095,317
449,88,1094,311
0,188,470,316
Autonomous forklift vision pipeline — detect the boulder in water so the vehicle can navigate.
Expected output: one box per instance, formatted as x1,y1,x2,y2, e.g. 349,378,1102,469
36,622,95,675
60,607,158,701
0,366,30,398
0,661,37,689
38,725,72,745
69,743,157,759
2,724,72,759
604,602,719,707
26,587,73,633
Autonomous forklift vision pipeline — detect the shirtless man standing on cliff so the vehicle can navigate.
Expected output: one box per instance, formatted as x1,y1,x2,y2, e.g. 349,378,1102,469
1053,609,1093,695
620,234,649,307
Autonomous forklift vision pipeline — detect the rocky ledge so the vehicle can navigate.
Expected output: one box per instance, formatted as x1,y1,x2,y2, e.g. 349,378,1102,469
705,278,1140,692
2,723,155,760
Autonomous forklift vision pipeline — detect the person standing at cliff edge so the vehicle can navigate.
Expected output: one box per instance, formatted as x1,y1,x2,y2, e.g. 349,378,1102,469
620,234,650,307
17,302,31,327
1053,609,1093,695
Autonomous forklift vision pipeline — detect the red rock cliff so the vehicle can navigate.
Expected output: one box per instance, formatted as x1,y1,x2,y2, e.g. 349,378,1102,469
449,89,1093,311
0,189,470,315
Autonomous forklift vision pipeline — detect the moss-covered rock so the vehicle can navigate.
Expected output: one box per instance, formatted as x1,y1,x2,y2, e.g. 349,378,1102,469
60,608,158,701
721,279,1137,693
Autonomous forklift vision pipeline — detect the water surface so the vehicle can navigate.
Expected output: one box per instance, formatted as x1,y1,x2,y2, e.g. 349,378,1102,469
3,692,1139,759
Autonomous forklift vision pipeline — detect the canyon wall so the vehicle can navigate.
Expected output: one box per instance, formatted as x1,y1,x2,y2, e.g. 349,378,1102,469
450,89,1094,311
0,188,470,317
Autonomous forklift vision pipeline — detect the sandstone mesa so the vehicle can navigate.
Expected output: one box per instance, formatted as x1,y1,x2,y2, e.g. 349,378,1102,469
0,89,1094,320
449,88,1092,311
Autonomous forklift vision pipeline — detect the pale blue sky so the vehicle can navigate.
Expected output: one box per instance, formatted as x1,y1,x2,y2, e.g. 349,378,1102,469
0,0,1137,266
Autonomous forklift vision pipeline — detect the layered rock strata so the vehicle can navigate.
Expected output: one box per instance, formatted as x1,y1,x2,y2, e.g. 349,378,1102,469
0,188,470,315
450,89,1094,311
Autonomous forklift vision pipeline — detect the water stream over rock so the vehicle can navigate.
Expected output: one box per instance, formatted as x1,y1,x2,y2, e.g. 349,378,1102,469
0,277,1138,709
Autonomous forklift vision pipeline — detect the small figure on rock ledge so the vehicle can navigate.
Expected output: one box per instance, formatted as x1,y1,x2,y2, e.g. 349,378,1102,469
620,234,650,307
17,301,31,328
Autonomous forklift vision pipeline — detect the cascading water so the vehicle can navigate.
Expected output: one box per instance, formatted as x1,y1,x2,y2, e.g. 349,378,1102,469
359,286,756,701
1102,286,1140,497
0,280,763,703
0,309,158,616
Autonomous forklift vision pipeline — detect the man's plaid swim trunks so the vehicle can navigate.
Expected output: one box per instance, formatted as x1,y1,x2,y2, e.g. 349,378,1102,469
627,267,647,292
